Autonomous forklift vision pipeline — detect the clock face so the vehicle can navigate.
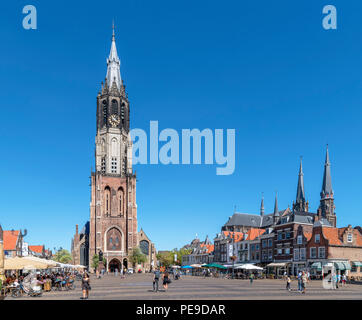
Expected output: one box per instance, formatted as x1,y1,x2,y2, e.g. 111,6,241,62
109,114,120,127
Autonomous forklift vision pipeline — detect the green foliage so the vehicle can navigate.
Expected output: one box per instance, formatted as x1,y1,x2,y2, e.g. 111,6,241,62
157,248,192,267
53,249,72,264
91,254,99,269
129,247,147,267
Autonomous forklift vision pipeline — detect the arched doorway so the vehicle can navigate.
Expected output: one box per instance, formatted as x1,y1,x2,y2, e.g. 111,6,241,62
123,258,128,270
109,259,121,272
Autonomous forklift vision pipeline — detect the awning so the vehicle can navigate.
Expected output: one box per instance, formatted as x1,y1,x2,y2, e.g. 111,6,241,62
352,261,362,267
334,262,351,270
311,262,322,271
267,262,288,267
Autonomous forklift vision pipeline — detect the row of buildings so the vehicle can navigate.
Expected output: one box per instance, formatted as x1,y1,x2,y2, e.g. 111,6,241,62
182,148,362,278
0,226,52,259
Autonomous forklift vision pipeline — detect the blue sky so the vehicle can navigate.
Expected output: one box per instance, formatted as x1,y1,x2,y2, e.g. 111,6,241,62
0,0,361,252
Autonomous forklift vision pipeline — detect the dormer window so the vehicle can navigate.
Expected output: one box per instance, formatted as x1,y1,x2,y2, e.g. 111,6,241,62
347,234,353,243
315,234,320,243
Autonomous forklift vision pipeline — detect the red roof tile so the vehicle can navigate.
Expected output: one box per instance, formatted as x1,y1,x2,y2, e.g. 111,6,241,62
3,230,20,251
222,231,244,243
246,228,265,241
322,227,342,245
29,245,44,253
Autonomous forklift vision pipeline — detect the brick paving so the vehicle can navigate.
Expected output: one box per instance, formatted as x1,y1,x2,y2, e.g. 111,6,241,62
7,274,362,300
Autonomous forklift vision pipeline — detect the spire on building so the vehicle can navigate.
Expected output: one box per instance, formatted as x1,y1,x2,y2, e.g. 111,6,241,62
321,145,333,199
106,22,122,90
273,193,279,217
0,224,3,241
260,193,264,216
296,157,305,203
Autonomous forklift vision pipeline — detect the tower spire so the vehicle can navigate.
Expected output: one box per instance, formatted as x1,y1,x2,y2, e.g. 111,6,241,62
260,193,264,216
293,157,307,212
106,22,122,90
321,144,333,199
273,192,279,224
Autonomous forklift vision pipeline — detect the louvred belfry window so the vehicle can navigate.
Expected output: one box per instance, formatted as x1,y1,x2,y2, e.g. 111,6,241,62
111,99,118,114
121,103,125,124
102,100,108,126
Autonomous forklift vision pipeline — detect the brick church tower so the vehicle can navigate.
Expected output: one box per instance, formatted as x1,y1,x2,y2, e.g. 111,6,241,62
88,27,137,271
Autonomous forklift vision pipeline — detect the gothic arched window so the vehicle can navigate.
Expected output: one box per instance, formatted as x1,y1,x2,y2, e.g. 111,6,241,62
104,186,111,216
107,228,122,251
112,99,118,114
117,187,124,216
140,240,149,256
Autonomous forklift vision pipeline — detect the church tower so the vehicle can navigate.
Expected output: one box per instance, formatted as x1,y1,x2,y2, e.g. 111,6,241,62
89,27,137,271
293,158,308,212
317,146,336,227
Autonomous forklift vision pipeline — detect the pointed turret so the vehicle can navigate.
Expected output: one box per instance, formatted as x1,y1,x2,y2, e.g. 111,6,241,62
106,23,122,90
0,224,3,242
321,145,333,199
260,193,265,216
273,193,279,224
293,157,307,212
296,157,305,203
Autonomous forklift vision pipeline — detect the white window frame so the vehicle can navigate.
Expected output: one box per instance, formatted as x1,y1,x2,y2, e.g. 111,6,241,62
310,247,317,259
300,248,306,260
318,247,326,259
347,234,353,243
297,235,302,245
294,248,299,261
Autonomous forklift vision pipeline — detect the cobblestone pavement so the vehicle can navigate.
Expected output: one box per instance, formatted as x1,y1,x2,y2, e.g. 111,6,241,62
7,274,362,300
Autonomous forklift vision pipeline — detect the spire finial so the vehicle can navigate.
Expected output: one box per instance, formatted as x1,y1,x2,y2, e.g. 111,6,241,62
260,193,265,216
112,20,115,39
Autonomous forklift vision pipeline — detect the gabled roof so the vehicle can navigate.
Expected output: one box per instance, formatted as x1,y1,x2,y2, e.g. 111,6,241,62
321,227,342,245
304,232,312,241
29,245,44,254
200,243,214,254
3,230,20,250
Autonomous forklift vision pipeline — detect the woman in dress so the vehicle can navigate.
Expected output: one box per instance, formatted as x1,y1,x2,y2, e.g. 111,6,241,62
163,271,170,291
81,272,90,299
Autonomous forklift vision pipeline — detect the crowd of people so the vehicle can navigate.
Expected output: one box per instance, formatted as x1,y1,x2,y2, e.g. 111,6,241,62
2,270,85,297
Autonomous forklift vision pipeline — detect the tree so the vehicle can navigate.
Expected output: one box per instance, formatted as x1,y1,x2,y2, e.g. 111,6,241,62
156,251,174,267
129,247,147,267
91,254,107,270
53,249,72,264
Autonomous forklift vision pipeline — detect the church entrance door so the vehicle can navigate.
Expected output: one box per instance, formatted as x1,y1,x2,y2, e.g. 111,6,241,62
109,259,121,272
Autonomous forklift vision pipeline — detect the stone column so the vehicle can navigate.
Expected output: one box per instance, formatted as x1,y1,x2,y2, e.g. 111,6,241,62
0,225,5,282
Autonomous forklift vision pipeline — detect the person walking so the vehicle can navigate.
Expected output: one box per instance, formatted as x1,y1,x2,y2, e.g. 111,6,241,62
163,271,170,291
115,268,118,277
153,268,160,292
297,271,302,292
301,271,307,294
342,273,347,287
81,272,90,300
286,276,291,291
249,273,254,285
